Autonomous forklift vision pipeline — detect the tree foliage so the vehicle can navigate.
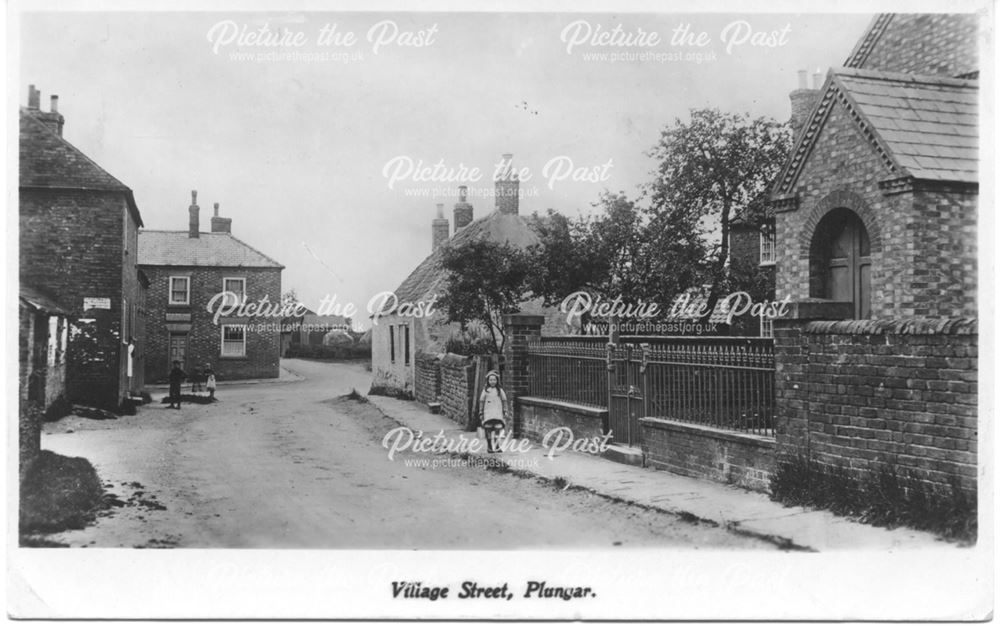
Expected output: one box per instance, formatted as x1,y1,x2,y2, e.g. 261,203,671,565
438,239,532,353
647,108,790,315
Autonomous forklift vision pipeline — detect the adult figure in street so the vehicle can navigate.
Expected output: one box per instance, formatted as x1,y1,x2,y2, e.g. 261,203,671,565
168,360,186,409
478,370,508,453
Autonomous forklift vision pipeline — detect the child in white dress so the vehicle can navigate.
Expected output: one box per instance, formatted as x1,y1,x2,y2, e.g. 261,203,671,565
479,370,508,453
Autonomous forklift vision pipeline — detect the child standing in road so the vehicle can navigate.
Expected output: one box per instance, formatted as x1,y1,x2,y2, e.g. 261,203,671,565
478,370,508,453
205,365,217,400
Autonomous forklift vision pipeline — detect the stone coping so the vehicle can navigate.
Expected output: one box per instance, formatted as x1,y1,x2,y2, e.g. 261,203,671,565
639,417,776,447
516,396,608,418
804,317,977,335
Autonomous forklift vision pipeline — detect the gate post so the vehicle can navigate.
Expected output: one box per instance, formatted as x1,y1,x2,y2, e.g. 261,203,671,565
502,314,544,438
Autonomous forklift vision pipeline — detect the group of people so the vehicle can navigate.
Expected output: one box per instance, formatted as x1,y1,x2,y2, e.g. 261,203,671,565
167,361,217,409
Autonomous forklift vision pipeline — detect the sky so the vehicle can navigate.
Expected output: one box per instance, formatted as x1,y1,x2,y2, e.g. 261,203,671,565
18,11,874,328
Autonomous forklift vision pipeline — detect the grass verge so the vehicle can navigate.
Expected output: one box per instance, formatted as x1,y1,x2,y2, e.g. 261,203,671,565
20,450,104,541
769,455,976,544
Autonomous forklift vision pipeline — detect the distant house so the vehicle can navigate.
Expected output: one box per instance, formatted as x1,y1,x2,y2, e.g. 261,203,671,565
280,308,351,355
19,85,147,410
371,154,565,397
138,194,284,383
770,13,977,319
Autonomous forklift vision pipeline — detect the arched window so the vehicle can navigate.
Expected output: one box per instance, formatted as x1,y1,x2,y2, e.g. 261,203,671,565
809,208,871,319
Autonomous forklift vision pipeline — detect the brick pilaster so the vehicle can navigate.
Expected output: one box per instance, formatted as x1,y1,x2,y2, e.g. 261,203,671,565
502,313,544,437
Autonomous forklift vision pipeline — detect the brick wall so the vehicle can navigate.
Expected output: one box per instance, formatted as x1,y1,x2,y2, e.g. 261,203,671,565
414,351,441,405
855,14,978,77
20,188,129,408
517,397,606,445
774,96,977,319
141,265,282,382
439,353,475,427
640,419,776,492
502,314,544,436
775,317,977,493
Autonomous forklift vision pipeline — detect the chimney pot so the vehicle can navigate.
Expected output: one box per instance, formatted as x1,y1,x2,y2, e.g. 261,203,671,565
27,85,40,110
214,202,220,217
189,190,200,238
495,153,520,215
454,187,474,233
50,95,59,113
431,204,450,251
812,70,823,89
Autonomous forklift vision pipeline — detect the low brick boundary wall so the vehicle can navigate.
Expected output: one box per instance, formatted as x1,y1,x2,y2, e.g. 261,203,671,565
775,317,977,493
639,418,776,492
516,396,607,444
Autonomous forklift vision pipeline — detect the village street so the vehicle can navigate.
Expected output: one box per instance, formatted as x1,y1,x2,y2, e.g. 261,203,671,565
36,359,774,549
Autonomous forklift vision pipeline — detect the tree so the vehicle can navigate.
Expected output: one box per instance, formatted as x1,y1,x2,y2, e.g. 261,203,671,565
438,239,532,354
526,193,706,328
647,108,790,318
281,289,299,309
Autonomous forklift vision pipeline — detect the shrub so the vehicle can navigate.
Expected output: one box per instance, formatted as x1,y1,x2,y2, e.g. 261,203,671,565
285,344,371,361
770,455,976,543
20,450,104,536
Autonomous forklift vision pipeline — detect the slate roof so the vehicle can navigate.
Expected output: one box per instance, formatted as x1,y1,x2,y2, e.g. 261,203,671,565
381,210,540,315
20,284,71,316
773,67,978,195
20,108,143,226
138,231,284,268
837,68,978,183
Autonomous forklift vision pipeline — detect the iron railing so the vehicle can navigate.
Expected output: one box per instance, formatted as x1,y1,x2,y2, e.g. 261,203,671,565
643,338,775,436
525,335,775,437
527,338,608,408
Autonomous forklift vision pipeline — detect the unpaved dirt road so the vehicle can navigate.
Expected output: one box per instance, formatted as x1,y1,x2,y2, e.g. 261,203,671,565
36,359,773,549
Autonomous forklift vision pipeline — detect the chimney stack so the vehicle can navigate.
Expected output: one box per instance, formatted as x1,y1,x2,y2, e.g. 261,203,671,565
26,85,65,136
453,185,474,233
789,68,822,144
432,203,450,251
495,153,519,216
188,190,200,238
211,202,233,234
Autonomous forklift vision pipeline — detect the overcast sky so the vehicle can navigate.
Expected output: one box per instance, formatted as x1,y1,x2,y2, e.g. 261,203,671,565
19,11,873,327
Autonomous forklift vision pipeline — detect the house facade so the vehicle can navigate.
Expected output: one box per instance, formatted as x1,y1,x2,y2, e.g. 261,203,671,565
139,194,284,383
19,85,147,411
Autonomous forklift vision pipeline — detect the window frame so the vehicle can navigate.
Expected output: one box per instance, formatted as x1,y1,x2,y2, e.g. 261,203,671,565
168,276,190,306
403,324,411,366
389,326,396,363
760,316,774,338
220,324,247,358
222,277,246,308
759,229,776,266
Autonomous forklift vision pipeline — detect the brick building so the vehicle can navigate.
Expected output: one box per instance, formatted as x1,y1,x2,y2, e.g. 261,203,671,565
138,193,284,383
771,13,977,319
768,13,979,494
19,85,147,410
